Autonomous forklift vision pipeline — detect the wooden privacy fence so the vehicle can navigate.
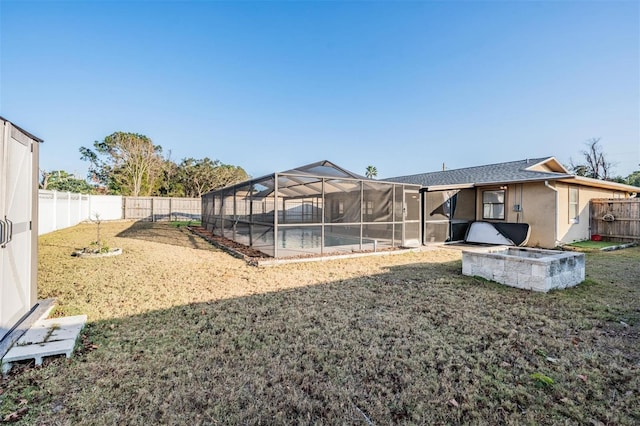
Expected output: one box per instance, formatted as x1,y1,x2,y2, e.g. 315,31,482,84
123,197,201,222
590,198,640,241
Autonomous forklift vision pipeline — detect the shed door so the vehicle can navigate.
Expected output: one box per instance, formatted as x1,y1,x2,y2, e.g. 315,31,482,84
0,125,34,341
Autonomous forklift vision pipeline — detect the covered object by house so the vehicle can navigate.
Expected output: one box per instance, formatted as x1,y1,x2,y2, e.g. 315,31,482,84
386,157,640,248
0,117,42,343
202,161,422,257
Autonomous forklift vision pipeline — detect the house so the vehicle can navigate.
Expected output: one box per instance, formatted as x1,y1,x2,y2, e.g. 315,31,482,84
201,160,422,258
386,157,640,248
0,117,42,351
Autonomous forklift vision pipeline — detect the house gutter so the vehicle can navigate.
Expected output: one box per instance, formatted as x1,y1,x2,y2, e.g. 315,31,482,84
544,180,559,246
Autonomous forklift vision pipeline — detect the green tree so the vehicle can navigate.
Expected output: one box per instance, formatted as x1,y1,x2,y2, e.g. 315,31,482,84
211,164,249,189
40,170,95,193
365,165,378,179
80,132,164,196
179,157,221,198
178,158,249,197
626,170,640,187
610,176,627,184
156,158,185,197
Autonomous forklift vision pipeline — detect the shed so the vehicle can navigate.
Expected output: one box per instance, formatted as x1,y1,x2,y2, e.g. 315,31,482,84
0,117,42,343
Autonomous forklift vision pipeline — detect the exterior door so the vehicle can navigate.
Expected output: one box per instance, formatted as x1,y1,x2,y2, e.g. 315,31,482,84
0,122,34,341
403,188,421,247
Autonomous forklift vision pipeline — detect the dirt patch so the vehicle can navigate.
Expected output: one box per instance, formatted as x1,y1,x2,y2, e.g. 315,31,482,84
187,226,270,260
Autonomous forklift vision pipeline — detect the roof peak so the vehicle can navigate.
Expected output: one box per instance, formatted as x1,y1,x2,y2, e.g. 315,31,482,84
280,160,367,179
441,157,553,173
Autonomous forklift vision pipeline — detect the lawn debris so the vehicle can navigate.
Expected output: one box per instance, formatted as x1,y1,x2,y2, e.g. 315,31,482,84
352,402,374,425
2,407,28,422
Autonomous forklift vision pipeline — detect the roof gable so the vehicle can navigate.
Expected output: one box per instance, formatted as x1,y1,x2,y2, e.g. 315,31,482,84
525,157,569,173
280,160,366,179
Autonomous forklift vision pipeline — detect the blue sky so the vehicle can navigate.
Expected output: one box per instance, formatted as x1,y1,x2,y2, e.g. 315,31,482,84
1,1,638,180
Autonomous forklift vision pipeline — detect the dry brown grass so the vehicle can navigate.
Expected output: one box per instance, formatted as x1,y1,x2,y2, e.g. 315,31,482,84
1,221,639,425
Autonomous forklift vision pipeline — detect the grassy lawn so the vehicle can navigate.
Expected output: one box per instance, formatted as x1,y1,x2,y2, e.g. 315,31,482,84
566,239,635,251
1,221,639,424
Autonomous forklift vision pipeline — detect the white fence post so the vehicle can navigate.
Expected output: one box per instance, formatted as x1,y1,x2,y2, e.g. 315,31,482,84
66,191,71,229
52,190,57,234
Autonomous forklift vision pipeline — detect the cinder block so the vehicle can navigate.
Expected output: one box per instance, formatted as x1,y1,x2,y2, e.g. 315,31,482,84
531,264,548,277
461,248,584,293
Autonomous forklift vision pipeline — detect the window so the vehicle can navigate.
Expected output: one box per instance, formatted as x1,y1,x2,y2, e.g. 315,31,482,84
569,187,579,223
365,201,374,216
482,190,505,220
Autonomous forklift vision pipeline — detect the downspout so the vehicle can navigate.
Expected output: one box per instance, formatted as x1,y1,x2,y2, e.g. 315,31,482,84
544,181,559,247
420,189,426,246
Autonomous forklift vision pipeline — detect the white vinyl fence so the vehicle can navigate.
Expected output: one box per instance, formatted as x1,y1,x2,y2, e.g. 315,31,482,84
38,190,123,235
38,191,202,235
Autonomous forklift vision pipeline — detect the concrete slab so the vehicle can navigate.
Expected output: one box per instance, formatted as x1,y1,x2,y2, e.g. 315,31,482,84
17,316,86,345
0,298,56,359
2,314,87,375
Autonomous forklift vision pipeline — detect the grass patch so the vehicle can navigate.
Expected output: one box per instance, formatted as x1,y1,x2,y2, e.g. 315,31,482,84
1,221,638,424
566,240,628,250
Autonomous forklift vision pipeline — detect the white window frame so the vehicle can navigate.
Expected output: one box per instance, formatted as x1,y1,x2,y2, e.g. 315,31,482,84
569,187,579,224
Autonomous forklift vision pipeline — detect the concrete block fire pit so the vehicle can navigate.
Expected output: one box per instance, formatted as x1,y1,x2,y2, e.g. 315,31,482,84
462,247,585,292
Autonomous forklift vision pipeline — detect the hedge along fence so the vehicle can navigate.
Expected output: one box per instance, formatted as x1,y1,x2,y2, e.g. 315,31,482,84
39,191,202,235
590,198,640,242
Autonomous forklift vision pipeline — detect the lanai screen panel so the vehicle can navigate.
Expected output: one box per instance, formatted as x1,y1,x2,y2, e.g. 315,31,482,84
201,161,421,258
423,189,476,243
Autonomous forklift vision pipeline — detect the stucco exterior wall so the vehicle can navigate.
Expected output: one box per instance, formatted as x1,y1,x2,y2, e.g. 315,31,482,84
475,181,631,248
556,182,628,245
475,182,558,248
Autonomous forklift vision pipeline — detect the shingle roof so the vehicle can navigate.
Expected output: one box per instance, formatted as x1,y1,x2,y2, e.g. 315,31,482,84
385,157,573,188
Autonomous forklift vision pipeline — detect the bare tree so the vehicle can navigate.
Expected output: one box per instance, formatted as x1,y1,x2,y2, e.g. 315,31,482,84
40,169,51,190
80,132,164,196
569,138,615,180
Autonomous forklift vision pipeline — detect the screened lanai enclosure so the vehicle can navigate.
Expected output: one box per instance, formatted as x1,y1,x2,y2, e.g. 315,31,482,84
202,161,422,258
